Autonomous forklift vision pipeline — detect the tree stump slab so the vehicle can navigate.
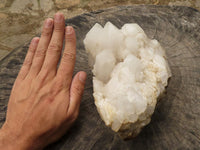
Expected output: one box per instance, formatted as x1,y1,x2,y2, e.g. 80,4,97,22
0,5,200,150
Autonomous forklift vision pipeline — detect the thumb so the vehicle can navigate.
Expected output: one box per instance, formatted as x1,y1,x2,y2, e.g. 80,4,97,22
67,71,87,116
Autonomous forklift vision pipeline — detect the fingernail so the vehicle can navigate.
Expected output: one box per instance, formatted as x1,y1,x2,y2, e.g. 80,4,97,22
45,19,53,28
66,26,73,34
32,37,39,45
79,72,87,83
55,13,63,22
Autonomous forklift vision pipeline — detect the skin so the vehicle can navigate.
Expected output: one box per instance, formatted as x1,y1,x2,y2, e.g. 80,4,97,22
0,12,87,150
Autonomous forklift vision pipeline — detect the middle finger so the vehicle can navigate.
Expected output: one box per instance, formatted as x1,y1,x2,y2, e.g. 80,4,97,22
40,13,65,76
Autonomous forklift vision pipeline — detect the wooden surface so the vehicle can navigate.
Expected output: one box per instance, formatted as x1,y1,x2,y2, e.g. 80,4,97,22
0,5,200,150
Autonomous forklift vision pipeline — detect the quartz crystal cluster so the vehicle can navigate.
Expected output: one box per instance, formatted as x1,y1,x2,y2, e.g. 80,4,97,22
83,22,171,139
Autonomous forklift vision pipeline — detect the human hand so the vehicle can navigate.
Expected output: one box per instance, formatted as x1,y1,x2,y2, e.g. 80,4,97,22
0,13,86,150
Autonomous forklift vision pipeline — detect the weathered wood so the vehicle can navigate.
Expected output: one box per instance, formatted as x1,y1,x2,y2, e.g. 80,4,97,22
0,5,200,149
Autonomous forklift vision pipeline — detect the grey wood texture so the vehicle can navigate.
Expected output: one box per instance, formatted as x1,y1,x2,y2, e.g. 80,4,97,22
0,5,200,150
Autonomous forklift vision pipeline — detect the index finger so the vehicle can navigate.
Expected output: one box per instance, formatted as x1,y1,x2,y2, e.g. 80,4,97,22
57,26,76,85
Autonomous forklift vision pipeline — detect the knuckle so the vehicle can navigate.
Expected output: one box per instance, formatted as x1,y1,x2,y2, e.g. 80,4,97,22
23,59,32,66
48,43,62,54
35,48,46,57
54,27,64,33
62,52,75,62
29,45,36,53
73,84,83,96
42,28,52,37
54,25,64,32
65,36,75,43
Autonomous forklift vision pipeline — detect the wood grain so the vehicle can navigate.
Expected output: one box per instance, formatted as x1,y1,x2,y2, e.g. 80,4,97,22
0,5,200,149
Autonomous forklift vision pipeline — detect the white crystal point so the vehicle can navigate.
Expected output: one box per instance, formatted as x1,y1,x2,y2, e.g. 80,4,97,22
83,22,171,139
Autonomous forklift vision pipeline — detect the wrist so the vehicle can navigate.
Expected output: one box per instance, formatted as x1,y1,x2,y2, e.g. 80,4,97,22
0,124,31,150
